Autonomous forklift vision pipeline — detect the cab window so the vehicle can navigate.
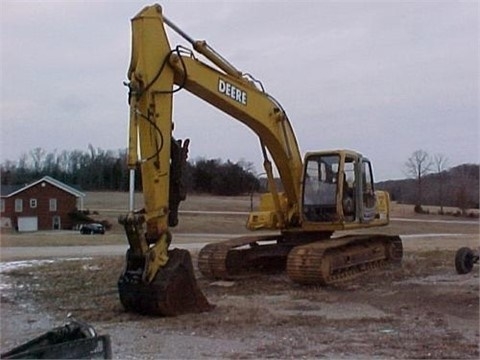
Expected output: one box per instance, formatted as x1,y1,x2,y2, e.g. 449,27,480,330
303,154,339,221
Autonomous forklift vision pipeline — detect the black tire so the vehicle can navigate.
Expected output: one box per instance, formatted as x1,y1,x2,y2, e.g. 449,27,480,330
455,247,475,274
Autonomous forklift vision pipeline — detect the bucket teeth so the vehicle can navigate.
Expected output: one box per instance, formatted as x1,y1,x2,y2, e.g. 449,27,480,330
118,249,213,316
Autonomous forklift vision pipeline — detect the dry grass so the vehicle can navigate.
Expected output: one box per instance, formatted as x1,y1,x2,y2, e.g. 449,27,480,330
84,191,477,218
77,192,255,235
2,248,478,359
1,193,479,359
82,192,257,213
2,193,478,248
0,232,125,247
0,247,465,321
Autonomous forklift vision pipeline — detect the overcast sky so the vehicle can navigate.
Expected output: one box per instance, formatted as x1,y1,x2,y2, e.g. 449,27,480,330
1,1,478,180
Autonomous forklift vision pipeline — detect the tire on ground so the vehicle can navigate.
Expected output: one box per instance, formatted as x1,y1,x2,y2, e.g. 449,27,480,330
455,247,475,274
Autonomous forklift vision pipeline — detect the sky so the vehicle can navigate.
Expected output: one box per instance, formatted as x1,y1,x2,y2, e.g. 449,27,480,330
1,0,478,181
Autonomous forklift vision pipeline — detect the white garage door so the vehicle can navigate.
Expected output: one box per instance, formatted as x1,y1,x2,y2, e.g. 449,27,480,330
18,217,38,232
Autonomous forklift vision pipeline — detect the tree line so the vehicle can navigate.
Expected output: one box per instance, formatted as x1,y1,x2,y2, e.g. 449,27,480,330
377,149,479,214
2,147,478,212
0,146,260,196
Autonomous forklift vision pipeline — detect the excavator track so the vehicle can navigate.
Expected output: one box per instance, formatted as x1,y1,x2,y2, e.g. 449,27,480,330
198,234,294,279
198,234,402,285
287,235,403,285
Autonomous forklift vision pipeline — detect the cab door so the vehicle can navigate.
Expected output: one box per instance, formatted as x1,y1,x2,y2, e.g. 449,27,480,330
302,154,340,222
360,159,376,222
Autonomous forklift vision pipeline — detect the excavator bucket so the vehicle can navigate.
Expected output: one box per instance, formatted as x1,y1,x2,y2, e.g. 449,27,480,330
118,249,213,316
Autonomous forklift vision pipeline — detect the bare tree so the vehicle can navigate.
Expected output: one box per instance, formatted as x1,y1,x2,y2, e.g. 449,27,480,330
30,147,46,174
433,153,448,214
404,149,433,208
453,164,477,215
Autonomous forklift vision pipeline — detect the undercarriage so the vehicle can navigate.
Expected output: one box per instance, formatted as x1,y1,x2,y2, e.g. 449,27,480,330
198,232,403,285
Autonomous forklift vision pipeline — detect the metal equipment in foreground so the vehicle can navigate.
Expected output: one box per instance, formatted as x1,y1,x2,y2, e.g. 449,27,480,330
0,316,111,359
455,247,479,274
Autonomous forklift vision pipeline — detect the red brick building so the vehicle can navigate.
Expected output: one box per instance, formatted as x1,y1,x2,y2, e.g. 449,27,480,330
1,176,85,231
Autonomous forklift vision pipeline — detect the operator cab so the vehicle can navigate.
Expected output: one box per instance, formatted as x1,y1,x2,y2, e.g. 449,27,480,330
302,150,376,224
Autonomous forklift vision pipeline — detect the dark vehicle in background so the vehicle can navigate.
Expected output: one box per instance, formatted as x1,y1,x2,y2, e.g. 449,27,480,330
80,223,105,235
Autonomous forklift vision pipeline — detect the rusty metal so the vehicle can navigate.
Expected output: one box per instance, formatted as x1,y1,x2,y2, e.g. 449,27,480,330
287,235,403,285
118,248,213,316
198,234,294,279
199,234,403,285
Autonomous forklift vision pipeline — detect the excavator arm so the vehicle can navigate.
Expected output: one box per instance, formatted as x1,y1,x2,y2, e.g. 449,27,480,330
168,54,304,228
125,3,306,254
118,4,304,316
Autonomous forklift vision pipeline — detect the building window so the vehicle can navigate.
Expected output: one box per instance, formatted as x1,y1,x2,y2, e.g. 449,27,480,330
49,198,57,212
0,199,4,213
30,199,37,208
15,199,23,213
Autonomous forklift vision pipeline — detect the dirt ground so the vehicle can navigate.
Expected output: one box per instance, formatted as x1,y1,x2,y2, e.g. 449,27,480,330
0,195,479,359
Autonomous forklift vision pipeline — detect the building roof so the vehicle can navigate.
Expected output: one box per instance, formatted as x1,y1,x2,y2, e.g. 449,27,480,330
1,176,85,198
0,185,23,196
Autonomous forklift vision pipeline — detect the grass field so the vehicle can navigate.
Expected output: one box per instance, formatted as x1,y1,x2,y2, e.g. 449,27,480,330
1,192,478,248
1,193,479,359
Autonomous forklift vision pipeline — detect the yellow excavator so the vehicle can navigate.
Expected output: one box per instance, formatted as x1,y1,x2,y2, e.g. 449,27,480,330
117,4,403,316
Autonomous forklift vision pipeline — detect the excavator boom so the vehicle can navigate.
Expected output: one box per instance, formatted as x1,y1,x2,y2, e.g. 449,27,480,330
118,5,213,316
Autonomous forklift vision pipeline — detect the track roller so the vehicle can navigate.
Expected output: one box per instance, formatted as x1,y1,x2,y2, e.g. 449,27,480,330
287,235,403,285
